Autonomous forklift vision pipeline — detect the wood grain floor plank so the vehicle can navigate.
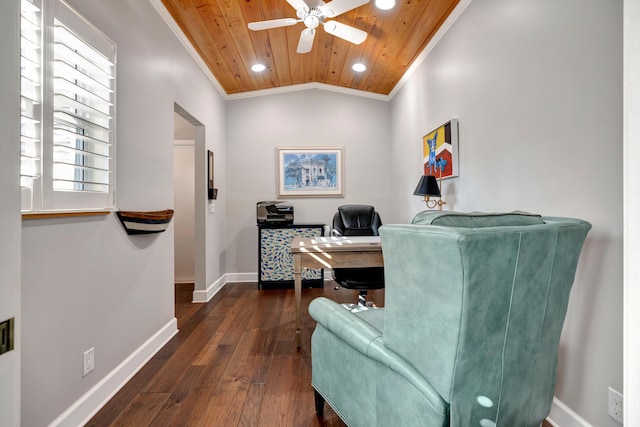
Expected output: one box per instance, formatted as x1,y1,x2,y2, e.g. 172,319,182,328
84,358,167,426
108,392,171,427
290,353,316,427
192,288,259,366
239,382,265,427
143,314,223,393
153,285,233,360
164,344,236,426
195,325,271,426
256,339,295,427
146,364,206,427
174,283,201,328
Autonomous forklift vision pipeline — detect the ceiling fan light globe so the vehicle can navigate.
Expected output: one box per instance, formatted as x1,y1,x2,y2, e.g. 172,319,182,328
374,0,396,10
304,15,320,29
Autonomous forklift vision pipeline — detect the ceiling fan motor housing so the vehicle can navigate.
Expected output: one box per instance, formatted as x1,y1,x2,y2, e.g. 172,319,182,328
302,8,323,29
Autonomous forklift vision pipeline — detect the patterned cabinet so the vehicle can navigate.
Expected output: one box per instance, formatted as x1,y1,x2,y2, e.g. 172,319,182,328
258,223,325,289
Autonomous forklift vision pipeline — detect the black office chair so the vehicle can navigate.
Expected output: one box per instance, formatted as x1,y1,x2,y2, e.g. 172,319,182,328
331,205,385,311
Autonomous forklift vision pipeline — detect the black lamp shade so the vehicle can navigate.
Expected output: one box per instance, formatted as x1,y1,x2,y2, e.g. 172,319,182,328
413,175,441,197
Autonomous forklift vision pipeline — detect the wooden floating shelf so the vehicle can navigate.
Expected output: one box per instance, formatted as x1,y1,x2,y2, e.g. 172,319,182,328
116,209,174,235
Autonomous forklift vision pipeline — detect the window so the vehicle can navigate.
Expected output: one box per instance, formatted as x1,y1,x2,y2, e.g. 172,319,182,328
20,0,116,212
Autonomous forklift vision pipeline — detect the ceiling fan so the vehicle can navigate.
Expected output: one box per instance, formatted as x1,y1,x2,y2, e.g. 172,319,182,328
248,0,370,54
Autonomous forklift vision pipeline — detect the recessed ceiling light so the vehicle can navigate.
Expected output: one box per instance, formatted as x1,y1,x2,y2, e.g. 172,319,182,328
374,0,396,10
251,63,266,72
352,63,367,72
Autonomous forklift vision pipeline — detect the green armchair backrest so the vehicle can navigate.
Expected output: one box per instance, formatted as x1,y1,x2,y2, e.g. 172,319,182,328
379,213,591,425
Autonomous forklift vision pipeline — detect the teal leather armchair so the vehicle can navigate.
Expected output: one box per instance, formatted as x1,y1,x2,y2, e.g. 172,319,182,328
309,211,591,427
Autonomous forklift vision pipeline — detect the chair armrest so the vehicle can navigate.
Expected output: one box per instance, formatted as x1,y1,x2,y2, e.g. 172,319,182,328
309,297,448,415
310,297,383,351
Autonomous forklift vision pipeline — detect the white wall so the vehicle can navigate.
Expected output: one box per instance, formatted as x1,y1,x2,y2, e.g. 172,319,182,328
226,89,391,274
174,143,196,283
390,0,622,426
0,2,22,425
20,0,226,425
624,1,640,424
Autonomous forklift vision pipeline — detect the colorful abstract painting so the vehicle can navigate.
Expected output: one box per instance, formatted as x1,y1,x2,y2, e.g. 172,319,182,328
422,119,459,179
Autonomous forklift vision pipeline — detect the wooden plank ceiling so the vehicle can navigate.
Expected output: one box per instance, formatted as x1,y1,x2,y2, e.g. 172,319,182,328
160,0,460,96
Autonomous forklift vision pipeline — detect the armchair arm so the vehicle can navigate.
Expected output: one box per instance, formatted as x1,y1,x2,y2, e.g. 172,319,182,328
309,297,448,416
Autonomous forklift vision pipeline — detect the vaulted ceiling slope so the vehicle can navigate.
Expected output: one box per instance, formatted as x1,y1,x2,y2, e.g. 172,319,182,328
160,0,460,97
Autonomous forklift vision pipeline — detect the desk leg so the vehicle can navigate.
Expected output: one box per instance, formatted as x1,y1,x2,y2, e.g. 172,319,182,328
294,253,302,349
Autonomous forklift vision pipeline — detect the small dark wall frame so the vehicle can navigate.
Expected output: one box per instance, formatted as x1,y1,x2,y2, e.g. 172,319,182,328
207,150,217,199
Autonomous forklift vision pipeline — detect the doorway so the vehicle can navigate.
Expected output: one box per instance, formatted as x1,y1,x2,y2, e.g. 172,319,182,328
173,112,195,325
172,104,206,323
173,112,195,284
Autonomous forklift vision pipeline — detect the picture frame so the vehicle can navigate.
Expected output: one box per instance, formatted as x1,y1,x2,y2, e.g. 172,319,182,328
422,119,459,180
207,150,217,199
276,146,344,198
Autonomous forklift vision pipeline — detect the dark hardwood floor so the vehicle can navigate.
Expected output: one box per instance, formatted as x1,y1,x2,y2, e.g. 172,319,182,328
87,282,554,427
87,281,383,427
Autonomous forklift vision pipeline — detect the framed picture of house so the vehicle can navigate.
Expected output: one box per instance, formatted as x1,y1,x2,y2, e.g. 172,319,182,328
422,119,459,179
276,147,344,197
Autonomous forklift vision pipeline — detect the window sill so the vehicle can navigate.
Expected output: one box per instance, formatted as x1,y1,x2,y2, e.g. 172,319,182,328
22,210,112,220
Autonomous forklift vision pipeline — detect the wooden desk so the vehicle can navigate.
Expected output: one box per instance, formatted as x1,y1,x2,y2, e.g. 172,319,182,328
291,236,384,347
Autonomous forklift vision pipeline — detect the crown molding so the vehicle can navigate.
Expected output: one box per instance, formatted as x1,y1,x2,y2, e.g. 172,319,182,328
225,82,390,101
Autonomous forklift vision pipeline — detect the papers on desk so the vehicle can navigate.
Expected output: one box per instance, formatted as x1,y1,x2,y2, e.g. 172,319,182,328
309,235,381,245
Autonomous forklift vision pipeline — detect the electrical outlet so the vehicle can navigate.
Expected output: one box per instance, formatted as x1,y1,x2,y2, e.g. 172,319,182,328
608,386,623,423
83,347,94,377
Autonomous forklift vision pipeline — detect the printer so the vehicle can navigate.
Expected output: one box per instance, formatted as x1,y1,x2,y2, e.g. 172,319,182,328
257,201,294,224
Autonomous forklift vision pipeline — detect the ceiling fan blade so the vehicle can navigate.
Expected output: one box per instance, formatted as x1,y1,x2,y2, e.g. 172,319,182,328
286,0,310,13
248,18,299,31
323,21,367,44
297,28,316,53
319,0,369,18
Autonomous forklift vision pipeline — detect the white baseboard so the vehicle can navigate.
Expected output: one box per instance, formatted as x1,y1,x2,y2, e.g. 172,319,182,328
192,275,226,302
224,272,257,283
194,272,330,303
191,272,257,303
547,397,593,427
49,318,178,427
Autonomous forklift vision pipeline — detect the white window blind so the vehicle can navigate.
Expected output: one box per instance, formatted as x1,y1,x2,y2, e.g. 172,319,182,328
20,0,41,209
52,18,114,194
20,0,116,212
